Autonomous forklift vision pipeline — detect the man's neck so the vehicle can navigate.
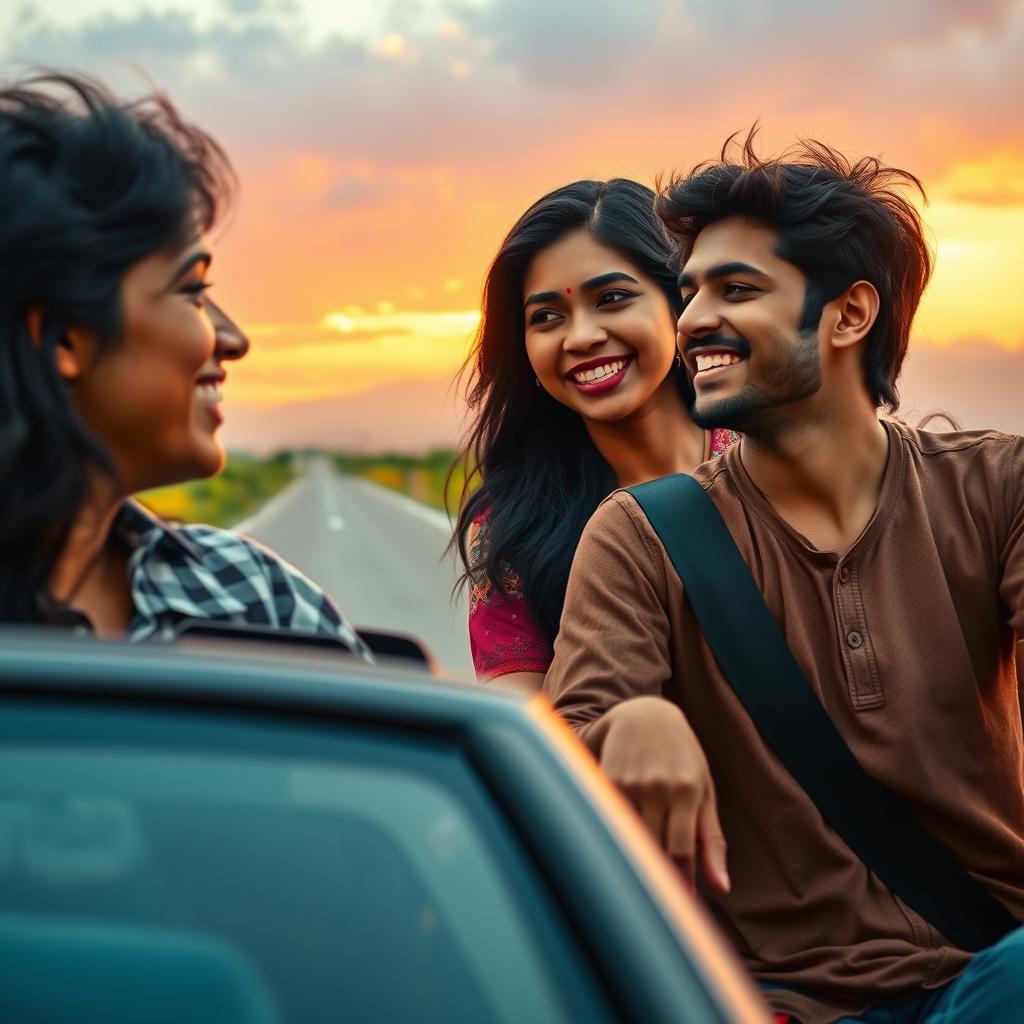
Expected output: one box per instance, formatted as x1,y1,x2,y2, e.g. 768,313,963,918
739,400,890,555
585,381,707,488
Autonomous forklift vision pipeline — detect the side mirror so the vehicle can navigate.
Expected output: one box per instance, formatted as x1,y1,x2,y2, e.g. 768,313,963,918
170,619,437,674
355,629,438,674
171,619,362,657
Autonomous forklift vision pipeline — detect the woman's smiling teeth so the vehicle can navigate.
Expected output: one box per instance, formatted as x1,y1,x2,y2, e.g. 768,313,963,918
572,358,626,384
695,352,743,373
194,382,223,404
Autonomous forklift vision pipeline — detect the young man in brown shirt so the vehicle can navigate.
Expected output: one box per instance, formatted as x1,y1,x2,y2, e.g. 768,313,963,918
543,138,1024,1023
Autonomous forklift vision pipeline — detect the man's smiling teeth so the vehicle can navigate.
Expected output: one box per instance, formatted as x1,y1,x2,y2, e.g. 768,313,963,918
573,359,626,384
695,352,744,372
195,382,223,404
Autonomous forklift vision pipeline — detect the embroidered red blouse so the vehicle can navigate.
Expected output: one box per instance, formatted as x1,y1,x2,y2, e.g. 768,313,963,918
468,428,739,680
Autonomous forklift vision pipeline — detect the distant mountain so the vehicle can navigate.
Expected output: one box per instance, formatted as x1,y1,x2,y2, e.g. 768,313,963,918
221,339,1023,455
898,338,1024,435
221,375,469,455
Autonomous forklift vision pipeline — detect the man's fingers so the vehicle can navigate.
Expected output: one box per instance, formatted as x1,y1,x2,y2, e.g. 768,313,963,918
627,784,669,850
665,795,699,887
698,793,730,893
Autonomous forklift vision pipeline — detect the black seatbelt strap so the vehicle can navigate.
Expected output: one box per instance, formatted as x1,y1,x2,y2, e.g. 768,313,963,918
628,472,1016,952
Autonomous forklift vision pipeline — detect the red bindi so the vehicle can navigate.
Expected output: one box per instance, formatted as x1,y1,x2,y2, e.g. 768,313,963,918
566,287,572,294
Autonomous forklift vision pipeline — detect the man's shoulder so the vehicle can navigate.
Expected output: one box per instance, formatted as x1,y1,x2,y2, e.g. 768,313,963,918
693,448,738,491
892,418,1023,458
594,487,650,529
585,489,657,558
596,458,734,523
592,468,732,564
891,420,1024,492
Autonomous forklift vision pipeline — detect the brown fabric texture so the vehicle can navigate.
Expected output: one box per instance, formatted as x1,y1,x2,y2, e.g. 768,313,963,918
544,419,1024,1024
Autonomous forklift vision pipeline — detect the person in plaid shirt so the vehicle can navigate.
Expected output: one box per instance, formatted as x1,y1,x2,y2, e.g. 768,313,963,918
0,72,365,659
52,496,367,653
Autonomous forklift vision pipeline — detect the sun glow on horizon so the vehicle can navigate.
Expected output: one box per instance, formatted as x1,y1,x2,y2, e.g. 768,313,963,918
6,0,1021,442
218,172,1024,410
914,155,1024,350
228,308,481,406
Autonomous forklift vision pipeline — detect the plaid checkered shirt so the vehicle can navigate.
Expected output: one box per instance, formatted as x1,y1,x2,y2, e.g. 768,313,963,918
61,500,370,661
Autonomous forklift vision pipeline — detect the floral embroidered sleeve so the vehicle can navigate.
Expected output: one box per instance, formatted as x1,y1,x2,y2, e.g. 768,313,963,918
466,429,737,681
709,427,740,458
467,513,554,680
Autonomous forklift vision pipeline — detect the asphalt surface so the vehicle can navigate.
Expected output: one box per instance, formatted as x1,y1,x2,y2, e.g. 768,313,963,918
235,458,473,678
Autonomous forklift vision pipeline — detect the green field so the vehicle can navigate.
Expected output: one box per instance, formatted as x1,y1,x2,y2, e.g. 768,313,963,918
333,449,465,514
139,450,466,527
139,453,296,527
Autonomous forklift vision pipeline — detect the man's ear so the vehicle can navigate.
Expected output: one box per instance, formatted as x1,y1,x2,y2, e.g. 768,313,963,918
25,307,96,383
830,280,880,351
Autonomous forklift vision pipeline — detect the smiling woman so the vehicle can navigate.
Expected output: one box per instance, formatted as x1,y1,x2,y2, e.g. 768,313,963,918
0,72,367,656
451,179,737,688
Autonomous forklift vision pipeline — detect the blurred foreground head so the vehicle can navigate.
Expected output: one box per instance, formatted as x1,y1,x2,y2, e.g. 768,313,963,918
0,71,237,622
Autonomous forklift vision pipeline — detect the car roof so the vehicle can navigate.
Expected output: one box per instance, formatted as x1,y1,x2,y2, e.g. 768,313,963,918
0,628,528,733
0,627,771,1023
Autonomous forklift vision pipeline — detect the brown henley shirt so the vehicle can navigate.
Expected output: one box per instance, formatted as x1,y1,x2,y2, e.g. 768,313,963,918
544,419,1024,1024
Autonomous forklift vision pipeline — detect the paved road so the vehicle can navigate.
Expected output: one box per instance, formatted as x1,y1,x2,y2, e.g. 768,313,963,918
235,458,473,678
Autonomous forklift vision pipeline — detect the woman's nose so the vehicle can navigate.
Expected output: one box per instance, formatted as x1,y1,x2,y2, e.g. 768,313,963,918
563,312,607,352
205,296,250,361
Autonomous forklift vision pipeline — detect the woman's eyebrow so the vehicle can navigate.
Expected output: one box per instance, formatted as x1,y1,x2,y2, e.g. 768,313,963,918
578,271,639,292
524,271,640,310
524,290,562,309
166,250,211,287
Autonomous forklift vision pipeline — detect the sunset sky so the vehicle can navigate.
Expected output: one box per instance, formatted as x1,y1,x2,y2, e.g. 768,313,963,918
3,0,1022,437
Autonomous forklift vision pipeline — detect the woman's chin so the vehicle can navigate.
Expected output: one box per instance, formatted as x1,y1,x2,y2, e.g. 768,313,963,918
569,388,638,424
185,436,227,481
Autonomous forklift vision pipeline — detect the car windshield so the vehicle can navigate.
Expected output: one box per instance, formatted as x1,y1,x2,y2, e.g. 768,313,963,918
0,702,609,1024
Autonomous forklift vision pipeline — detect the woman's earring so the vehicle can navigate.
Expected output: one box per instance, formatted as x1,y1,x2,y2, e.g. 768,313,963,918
535,376,541,388
675,352,683,368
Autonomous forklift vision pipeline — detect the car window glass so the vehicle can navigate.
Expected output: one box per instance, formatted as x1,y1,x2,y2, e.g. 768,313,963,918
0,704,611,1024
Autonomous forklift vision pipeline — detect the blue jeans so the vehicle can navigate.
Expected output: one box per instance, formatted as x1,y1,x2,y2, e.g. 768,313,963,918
836,924,1024,1023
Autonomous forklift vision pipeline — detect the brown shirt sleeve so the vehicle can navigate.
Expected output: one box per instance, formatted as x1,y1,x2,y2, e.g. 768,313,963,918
1000,438,1024,629
999,438,1024,688
543,491,674,737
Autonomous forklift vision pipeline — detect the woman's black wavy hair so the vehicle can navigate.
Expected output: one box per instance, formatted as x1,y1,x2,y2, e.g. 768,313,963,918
450,178,691,643
0,71,234,623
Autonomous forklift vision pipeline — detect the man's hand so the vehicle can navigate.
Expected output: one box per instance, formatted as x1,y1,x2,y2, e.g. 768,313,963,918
591,696,730,893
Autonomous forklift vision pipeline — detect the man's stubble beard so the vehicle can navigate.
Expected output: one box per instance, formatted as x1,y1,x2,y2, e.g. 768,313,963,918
688,327,823,435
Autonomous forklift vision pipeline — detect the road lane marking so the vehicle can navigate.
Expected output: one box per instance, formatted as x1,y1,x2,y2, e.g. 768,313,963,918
348,478,452,533
327,514,345,531
231,475,311,536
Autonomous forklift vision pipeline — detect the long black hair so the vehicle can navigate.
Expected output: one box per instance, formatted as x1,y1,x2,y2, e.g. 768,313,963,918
0,71,234,623
451,179,691,643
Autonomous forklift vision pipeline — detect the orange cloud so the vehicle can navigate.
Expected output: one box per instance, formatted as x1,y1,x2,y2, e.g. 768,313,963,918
932,151,1024,207
912,153,1024,349
8,0,1023,430
227,310,480,405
